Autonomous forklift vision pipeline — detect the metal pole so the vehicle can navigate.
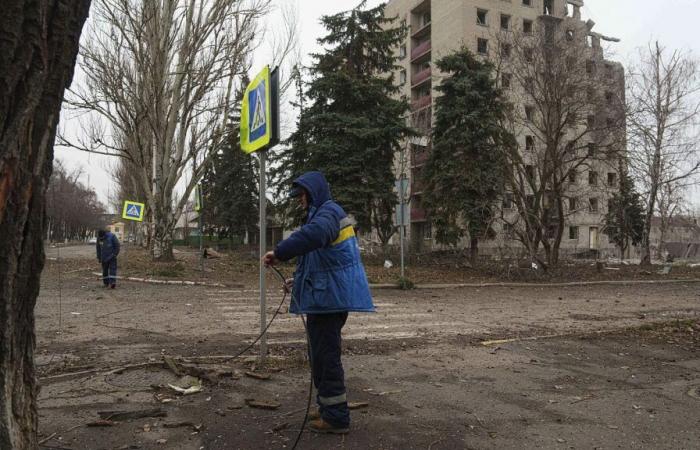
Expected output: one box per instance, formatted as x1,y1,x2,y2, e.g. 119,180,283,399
258,149,267,361
198,212,204,272
400,222,405,279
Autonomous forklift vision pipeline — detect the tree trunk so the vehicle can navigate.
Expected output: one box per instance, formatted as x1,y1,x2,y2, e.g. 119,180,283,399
469,236,479,265
0,1,91,448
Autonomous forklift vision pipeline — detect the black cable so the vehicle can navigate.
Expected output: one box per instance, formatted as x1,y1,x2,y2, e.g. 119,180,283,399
266,266,314,450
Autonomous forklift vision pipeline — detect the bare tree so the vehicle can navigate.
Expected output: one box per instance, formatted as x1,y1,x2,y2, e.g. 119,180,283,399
655,180,688,260
47,160,106,242
627,42,700,265
60,0,277,260
0,1,91,447
493,16,625,267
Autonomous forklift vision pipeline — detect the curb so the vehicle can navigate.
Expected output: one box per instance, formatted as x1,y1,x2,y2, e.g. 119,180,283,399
369,278,700,290
91,273,242,288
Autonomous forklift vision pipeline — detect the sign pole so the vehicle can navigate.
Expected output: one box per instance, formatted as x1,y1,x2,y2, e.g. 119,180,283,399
258,149,267,362
240,65,279,364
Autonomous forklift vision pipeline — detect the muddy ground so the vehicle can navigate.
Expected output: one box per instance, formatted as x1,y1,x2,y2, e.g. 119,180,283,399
36,245,700,449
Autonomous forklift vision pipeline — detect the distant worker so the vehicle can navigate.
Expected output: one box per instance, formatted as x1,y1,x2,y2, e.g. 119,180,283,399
263,171,375,435
96,229,120,289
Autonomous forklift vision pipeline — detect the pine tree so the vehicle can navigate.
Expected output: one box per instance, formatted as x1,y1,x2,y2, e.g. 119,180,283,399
273,1,412,237
422,47,515,262
604,172,645,259
201,80,259,245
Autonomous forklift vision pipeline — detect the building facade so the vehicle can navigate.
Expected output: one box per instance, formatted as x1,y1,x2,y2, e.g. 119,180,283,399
385,0,626,259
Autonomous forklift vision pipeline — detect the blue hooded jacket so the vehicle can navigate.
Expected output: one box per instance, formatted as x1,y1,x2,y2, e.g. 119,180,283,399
275,172,374,314
96,231,120,263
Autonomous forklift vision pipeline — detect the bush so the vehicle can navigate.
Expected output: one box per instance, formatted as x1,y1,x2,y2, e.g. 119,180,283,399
397,277,415,290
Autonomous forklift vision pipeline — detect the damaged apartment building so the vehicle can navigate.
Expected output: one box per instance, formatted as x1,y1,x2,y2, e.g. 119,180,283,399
385,0,627,259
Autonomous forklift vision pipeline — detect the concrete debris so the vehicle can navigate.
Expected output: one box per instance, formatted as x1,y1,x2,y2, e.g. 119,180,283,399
245,398,281,410
245,371,271,381
167,376,203,395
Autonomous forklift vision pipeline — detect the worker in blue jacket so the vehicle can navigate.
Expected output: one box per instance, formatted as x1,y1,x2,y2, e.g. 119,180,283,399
96,229,120,288
263,171,374,434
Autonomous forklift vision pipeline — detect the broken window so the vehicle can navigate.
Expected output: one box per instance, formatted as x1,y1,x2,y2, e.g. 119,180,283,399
569,226,579,240
586,60,596,75
503,223,514,239
568,169,577,184
589,198,599,212
525,105,535,121
588,171,598,185
500,43,512,58
605,91,614,104
523,19,533,34
477,9,488,26
399,44,407,59
399,69,407,85
525,136,535,151
422,222,432,239
587,143,597,157
522,0,532,6
607,172,617,187
543,0,553,15
477,38,489,55
569,197,578,211
566,29,575,41
524,47,534,62
501,14,511,30
502,72,512,89
544,22,555,43
503,193,514,209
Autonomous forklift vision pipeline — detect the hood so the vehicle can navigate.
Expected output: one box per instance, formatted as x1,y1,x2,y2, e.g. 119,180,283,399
292,171,332,209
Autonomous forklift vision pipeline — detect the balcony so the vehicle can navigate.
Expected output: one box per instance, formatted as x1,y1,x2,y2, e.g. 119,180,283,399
411,21,431,40
411,205,427,222
411,40,431,61
411,95,431,111
411,150,429,168
411,67,431,88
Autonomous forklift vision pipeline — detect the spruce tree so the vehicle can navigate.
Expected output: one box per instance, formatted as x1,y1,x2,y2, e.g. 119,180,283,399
422,47,514,261
273,1,411,237
604,172,645,259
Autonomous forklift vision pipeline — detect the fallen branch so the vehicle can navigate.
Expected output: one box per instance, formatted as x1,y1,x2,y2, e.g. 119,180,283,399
98,408,167,421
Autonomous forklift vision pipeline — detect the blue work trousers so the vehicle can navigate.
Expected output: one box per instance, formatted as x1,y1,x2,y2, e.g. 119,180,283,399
102,258,118,286
307,312,350,428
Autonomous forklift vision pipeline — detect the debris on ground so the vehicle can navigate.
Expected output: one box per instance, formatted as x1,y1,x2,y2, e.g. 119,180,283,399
245,398,281,410
167,376,203,395
97,408,167,421
348,401,370,410
245,371,271,381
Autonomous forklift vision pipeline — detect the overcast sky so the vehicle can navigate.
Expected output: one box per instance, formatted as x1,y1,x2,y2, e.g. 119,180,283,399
56,0,700,210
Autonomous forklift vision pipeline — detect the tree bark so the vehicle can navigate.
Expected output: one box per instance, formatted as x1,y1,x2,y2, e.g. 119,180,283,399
0,1,91,448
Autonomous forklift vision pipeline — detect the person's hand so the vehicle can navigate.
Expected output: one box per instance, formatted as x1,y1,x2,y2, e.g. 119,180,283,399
284,278,294,293
262,251,279,267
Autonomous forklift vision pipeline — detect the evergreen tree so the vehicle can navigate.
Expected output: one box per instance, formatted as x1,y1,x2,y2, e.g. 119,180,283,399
604,172,645,259
273,1,412,238
201,80,259,244
422,47,514,262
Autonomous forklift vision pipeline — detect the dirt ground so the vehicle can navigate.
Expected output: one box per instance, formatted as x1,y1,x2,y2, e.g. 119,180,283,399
36,245,700,449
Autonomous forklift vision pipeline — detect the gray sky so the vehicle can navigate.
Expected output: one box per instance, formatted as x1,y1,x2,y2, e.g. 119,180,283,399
56,0,700,210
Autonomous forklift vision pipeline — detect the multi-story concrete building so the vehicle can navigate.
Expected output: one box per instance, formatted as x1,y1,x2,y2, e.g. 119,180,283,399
385,0,626,259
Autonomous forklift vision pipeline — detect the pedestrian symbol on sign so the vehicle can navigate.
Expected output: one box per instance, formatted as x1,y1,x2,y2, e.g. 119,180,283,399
122,200,145,222
126,204,140,217
251,86,266,133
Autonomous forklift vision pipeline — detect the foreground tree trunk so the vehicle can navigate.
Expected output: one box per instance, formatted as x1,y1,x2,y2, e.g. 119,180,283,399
0,1,91,448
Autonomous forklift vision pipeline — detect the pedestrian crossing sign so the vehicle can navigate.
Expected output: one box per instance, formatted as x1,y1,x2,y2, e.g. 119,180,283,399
240,65,279,154
122,200,145,222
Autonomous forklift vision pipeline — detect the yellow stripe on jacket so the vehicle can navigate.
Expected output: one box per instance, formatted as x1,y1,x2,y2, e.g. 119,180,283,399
332,226,355,246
